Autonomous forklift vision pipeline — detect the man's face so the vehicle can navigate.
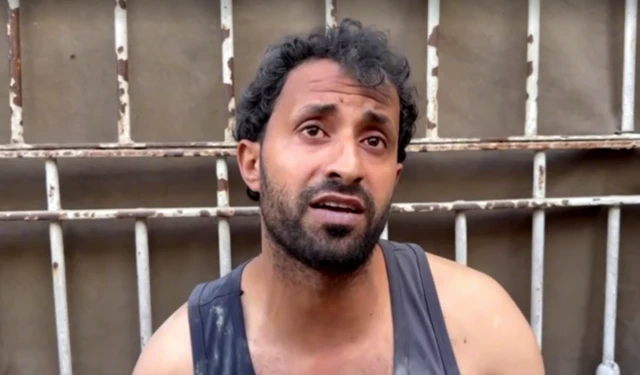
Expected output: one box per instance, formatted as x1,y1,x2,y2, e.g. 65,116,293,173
239,59,403,276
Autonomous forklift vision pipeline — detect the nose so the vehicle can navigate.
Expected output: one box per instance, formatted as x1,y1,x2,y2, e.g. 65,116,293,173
325,140,364,185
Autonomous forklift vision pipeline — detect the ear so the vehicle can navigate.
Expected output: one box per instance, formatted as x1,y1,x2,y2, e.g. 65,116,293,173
237,139,261,195
394,163,403,186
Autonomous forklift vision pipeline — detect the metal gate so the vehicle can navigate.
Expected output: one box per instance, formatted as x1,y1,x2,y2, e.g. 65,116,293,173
1,0,639,374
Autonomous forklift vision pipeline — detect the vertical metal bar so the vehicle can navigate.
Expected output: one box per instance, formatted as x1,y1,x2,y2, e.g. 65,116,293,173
595,207,622,375
218,0,235,276
220,0,236,143
115,0,131,144
216,158,232,276
46,159,73,375
455,212,467,265
530,151,546,348
426,0,440,138
621,0,637,133
8,0,23,144
325,0,337,29
380,223,388,240
526,0,545,348
525,0,540,137
134,219,152,349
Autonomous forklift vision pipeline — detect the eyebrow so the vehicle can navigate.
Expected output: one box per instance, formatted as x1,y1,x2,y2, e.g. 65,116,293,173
362,110,392,128
295,103,338,119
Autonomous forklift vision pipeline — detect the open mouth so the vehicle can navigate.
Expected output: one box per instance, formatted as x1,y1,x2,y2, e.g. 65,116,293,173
310,201,363,214
309,193,366,215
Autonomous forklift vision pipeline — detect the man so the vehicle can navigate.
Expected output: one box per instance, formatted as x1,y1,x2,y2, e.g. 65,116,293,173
133,19,545,375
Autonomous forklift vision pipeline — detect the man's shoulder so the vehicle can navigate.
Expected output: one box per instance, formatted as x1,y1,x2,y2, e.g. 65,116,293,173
132,270,241,375
426,253,545,374
132,302,192,375
188,270,239,308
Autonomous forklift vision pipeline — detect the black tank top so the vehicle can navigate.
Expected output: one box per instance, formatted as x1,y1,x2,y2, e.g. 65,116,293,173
187,240,461,375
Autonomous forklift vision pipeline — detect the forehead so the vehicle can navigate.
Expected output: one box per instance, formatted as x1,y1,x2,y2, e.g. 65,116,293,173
273,59,400,120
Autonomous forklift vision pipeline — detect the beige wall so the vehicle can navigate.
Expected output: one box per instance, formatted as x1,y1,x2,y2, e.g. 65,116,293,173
0,0,639,374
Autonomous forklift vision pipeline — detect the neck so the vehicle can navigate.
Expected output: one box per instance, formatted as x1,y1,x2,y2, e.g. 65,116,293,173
245,233,389,350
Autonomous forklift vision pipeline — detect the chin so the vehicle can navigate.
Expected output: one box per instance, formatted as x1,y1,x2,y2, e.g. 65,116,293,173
297,234,377,276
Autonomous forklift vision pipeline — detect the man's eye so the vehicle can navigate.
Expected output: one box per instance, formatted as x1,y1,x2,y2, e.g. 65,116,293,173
365,136,384,148
303,125,323,137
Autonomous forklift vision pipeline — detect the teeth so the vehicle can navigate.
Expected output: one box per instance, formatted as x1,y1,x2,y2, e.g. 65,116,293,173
325,202,351,209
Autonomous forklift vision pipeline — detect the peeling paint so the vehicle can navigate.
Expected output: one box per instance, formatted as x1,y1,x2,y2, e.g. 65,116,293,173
426,2,439,139
0,134,636,159
326,0,337,29
115,0,131,143
0,196,638,222
8,1,23,143
221,0,236,142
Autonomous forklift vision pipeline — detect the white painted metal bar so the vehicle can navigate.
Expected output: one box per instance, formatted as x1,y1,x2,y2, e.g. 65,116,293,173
426,0,440,138
7,0,23,144
216,158,232,276
525,0,540,137
115,0,131,143
621,0,637,133
219,0,235,277
325,0,337,29
1,195,639,221
595,207,622,375
46,159,73,375
530,151,546,347
0,134,638,159
134,219,152,349
526,0,545,348
455,212,467,265
380,223,389,240
220,0,236,143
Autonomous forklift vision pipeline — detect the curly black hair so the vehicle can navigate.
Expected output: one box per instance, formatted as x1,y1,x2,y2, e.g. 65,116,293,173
234,18,418,200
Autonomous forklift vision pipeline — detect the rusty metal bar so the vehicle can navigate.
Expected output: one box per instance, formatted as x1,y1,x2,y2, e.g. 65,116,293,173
216,158,232,276
115,0,131,143
46,159,73,375
455,212,467,265
0,195,638,222
596,206,622,375
525,0,540,137
531,151,546,347
0,134,638,158
426,0,440,138
325,0,337,29
134,219,152,349
621,0,638,133
8,0,23,144
218,0,235,276
220,0,236,142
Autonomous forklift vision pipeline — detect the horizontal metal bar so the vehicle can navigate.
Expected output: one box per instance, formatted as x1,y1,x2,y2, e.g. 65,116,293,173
0,134,637,159
0,195,636,222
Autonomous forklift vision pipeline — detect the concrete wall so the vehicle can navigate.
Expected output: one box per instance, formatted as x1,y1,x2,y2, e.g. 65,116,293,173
0,0,639,374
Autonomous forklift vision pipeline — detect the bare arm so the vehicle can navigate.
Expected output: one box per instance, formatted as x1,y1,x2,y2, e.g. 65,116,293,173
132,303,194,375
474,275,545,375
428,254,545,375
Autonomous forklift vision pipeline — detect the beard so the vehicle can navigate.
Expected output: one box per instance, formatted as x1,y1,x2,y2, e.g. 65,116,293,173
259,167,390,277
